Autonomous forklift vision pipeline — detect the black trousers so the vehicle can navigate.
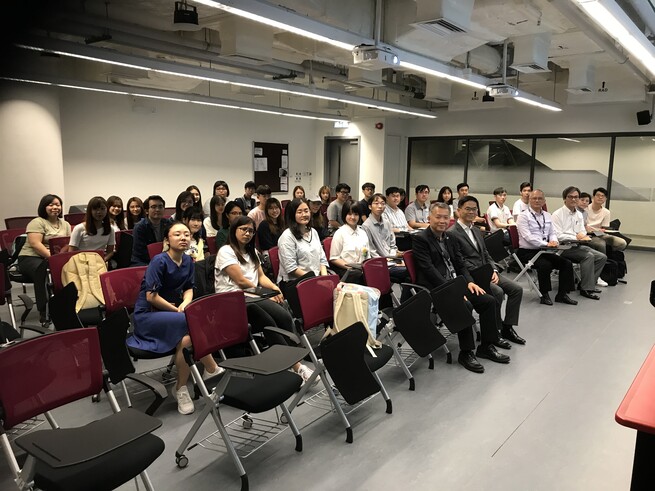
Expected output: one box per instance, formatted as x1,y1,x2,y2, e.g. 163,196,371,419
17,256,49,314
246,299,295,346
516,248,575,295
455,292,501,352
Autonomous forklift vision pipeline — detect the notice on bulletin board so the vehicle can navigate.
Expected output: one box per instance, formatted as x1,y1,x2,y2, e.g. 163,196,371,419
253,141,289,194
254,157,268,171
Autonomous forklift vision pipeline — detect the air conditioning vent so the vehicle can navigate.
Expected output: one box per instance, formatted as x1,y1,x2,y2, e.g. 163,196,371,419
413,18,467,36
565,87,592,94
512,62,550,74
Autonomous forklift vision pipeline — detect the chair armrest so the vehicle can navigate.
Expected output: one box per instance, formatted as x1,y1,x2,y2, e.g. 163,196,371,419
15,409,162,468
218,345,309,376
263,326,300,345
400,282,430,293
18,294,34,323
124,373,168,416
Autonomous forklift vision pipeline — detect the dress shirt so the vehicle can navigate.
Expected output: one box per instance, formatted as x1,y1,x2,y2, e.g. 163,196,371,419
551,206,586,241
383,206,409,231
516,208,557,249
457,219,479,250
329,224,371,264
362,215,398,257
404,200,429,225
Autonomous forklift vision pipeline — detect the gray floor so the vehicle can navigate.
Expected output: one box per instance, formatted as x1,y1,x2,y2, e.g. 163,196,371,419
2,251,654,491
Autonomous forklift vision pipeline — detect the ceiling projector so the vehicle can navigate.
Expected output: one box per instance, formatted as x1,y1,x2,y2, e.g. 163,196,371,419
487,84,519,98
352,45,400,70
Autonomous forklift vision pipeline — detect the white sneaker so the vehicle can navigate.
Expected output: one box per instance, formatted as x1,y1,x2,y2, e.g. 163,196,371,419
203,366,225,381
296,364,320,387
597,278,609,287
174,385,195,415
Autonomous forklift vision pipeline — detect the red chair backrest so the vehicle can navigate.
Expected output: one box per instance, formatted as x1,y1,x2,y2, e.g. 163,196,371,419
508,225,520,250
0,328,103,430
99,266,147,315
164,207,175,219
48,250,105,293
281,200,291,208
0,228,25,252
4,217,35,230
48,236,71,256
147,242,163,260
402,250,417,283
184,291,249,360
206,236,218,255
361,257,392,295
296,275,340,331
269,246,280,280
542,202,548,212
323,236,333,260
114,229,132,249
64,213,85,226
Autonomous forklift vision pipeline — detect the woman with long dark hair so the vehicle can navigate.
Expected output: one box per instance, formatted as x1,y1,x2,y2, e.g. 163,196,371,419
107,195,126,231
256,197,284,251
126,196,146,229
203,195,226,238
215,201,243,249
68,196,115,264
171,191,194,221
437,186,454,218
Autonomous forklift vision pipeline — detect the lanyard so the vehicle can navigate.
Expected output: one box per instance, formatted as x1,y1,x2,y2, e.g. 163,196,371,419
530,211,547,241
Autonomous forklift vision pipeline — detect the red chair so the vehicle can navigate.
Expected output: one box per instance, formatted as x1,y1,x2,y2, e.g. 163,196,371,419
205,235,218,255
64,213,85,226
0,328,164,490
269,246,280,280
177,291,307,489
48,235,70,255
100,266,147,315
322,236,333,260
114,229,132,248
281,199,291,208
48,250,105,294
0,266,19,333
4,216,35,229
164,207,175,219
147,242,163,260
0,228,25,252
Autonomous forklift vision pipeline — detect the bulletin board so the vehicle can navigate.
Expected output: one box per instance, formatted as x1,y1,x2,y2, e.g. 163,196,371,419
253,141,289,193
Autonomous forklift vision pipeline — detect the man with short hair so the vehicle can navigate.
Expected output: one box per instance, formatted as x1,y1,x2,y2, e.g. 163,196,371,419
383,186,410,233
449,196,525,345
487,187,515,233
131,195,172,266
454,183,486,227
327,183,351,231
551,186,607,298
405,184,430,229
512,182,532,220
515,189,578,306
585,187,627,254
247,184,271,229
358,182,375,220
413,203,510,374
235,180,256,214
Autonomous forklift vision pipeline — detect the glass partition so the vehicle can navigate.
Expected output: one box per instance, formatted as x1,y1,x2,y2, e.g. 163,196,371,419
408,138,466,195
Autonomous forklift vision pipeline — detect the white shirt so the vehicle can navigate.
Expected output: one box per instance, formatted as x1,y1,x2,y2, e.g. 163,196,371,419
382,206,409,232
487,202,512,232
512,199,529,219
586,206,611,229
214,245,258,293
69,223,115,250
248,208,266,229
330,224,370,264
457,219,478,251
277,228,328,282
551,206,586,241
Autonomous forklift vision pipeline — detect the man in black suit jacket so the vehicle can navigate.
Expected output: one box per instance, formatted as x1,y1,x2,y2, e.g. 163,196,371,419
413,202,510,373
448,196,525,346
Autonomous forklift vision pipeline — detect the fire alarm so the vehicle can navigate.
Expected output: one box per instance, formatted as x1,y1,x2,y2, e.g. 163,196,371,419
375,122,384,130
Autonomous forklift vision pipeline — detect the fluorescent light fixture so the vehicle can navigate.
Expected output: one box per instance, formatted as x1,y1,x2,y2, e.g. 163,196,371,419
0,75,349,122
558,137,581,143
399,61,487,90
573,0,655,78
515,91,563,112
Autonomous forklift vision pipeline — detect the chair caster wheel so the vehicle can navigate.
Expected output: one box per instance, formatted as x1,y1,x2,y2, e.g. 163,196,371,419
242,415,253,429
176,454,189,468
91,394,100,403
280,414,288,424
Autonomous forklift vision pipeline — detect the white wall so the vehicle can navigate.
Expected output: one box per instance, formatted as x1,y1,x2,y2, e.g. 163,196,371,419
0,83,65,225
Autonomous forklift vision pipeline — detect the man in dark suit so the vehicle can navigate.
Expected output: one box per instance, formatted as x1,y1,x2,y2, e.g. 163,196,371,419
413,202,510,374
448,196,525,346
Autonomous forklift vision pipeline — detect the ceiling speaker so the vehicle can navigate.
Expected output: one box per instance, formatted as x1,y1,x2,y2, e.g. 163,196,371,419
636,110,651,125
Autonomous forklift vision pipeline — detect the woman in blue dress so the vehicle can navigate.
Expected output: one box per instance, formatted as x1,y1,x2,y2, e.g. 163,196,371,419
128,221,222,415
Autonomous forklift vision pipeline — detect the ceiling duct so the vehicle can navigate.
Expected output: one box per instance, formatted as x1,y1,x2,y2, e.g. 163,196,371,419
219,17,273,65
347,66,384,89
566,60,595,94
509,33,551,74
411,0,474,36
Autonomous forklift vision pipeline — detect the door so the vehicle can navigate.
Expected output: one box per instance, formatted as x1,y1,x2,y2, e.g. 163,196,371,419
324,137,360,194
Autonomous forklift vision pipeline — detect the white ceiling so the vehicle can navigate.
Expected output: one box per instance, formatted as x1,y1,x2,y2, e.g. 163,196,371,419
4,0,655,119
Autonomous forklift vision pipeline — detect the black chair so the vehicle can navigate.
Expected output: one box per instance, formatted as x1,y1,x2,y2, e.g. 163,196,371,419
483,229,509,264
429,276,476,335
114,232,134,269
0,328,164,491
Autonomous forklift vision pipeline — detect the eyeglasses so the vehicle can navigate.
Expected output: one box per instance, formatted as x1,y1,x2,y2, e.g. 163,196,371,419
149,205,164,210
462,207,478,212
237,227,255,235
566,195,579,200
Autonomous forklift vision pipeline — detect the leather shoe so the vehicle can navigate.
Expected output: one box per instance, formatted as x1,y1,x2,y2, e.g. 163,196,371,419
540,293,553,306
579,289,600,300
493,337,512,350
502,326,526,345
458,351,484,373
579,286,601,294
476,344,510,364
555,293,578,305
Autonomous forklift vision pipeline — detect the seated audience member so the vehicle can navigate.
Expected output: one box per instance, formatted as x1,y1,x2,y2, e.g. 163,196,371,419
216,201,243,249
203,180,230,217
405,184,431,229
277,198,329,284
448,196,525,344
186,185,202,209
358,182,375,221
318,185,331,225
577,192,592,225
327,183,351,232
107,195,126,231
69,196,116,265
127,221,222,415
171,191,194,221
18,194,72,320
126,196,145,230
257,197,285,251
585,187,627,254
215,216,315,383
516,189,577,306
487,187,515,239
512,182,532,220
413,203,510,373
329,200,370,280
203,195,226,238
234,181,256,214
131,195,172,266
552,186,608,296
292,185,306,200
308,194,329,241
182,207,205,261
383,186,410,232
398,188,407,211
454,183,486,227
247,185,271,229
437,186,455,218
